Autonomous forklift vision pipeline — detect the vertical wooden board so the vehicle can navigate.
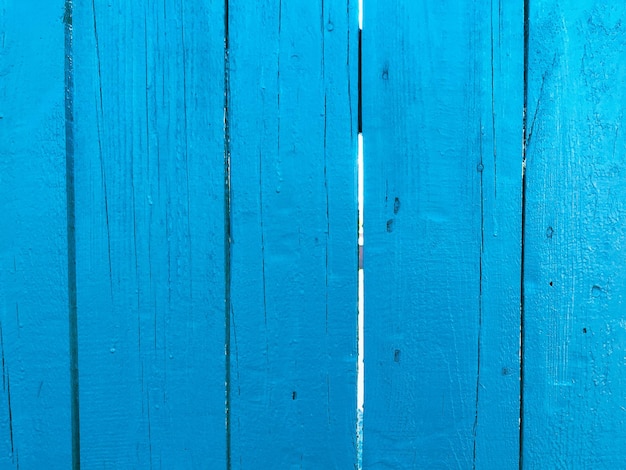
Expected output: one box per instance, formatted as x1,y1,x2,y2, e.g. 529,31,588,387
73,1,226,467
523,3,626,467
228,1,358,468
0,1,72,467
473,1,524,468
363,1,522,468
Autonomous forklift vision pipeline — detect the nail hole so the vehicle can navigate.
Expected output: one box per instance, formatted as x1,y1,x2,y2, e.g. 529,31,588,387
394,349,401,363
393,197,401,214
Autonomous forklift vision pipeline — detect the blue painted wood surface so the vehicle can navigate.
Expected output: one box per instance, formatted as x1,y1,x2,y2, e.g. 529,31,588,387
523,2,626,467
5,1,626,468
72,1,226,467
0,1,72,467
228,1,358,467
362,1,523,468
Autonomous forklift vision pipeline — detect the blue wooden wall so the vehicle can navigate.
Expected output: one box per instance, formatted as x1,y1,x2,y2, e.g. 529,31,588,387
1,0,626,468
363,1,522,467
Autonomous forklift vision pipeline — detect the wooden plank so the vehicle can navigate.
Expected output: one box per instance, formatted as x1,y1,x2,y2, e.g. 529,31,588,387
0,0,72,467
363,1,523,467
523,3,626,467
228,1,359,467
72,1,226,466
473,1,524,467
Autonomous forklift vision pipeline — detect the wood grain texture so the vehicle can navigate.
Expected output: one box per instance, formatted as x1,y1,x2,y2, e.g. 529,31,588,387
228,1,358,468
474,1,524,467
0,1,72,467
362,1,522,468
523,2,626,467
7,2,626,467
72,1,226,466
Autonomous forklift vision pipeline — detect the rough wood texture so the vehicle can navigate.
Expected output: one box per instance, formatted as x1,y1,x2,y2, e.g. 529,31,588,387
72,1,226,466
363,1,523,467
6,1,626,467
228,1,358,468
523,2,626,467
0,1,72,467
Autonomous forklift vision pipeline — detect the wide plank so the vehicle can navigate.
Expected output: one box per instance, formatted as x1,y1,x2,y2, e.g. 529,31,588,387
228,1,359,467
363,1,523,467
72,1,226,466
523,2,626,467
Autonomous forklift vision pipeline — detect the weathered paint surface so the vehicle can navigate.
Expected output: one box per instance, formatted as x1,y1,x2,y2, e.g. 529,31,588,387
362,1,523,468
0,1,72,467
5,0,626,468
228,1,359,468
72,1,226,467
523,2,626,467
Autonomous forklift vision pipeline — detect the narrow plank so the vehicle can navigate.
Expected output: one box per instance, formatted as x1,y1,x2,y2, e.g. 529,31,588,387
363,1,522,467
72,1,226,466
523,3,626,467
0,0,72,467
228,1,359,468
474,1,524,467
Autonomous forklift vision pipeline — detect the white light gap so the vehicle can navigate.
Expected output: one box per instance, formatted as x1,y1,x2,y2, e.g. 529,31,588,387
356,133,364,468
358,0,363,29
357,2,364,468
357,132,364,407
